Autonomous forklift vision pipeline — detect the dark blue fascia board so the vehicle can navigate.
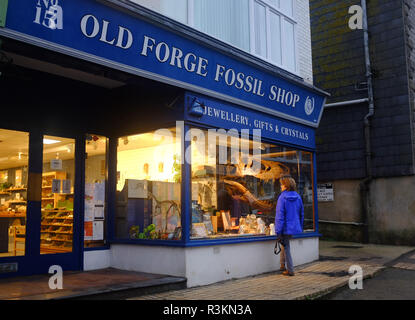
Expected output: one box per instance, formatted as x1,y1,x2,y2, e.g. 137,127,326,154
183,120,316,153
109,232,322,248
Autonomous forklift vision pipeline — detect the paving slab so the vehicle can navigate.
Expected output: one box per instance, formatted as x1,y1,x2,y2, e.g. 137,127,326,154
130,240,415,300
0,268,186,300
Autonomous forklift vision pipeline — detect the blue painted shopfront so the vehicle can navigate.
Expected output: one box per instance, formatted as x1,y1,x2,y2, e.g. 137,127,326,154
0,0,328,277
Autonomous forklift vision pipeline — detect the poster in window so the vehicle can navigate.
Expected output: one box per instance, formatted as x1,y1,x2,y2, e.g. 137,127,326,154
52,179,61,193
93,221,104,240
84,221,93,240
94,182,105,204
62,180,71,194
94,205,104,220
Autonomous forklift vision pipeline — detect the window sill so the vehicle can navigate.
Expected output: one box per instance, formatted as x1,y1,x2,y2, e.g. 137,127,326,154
108,232,321,248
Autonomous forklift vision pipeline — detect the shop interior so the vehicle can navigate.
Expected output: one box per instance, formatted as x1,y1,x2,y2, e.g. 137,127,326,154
0,129,108,256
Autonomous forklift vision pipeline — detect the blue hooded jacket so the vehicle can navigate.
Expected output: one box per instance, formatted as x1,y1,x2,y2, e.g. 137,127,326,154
275,191,304,235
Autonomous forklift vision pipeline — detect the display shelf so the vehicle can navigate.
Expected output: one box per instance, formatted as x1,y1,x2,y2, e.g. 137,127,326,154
8,200,27,204
4,188,27,192
40,207,73,253
40,246,71,253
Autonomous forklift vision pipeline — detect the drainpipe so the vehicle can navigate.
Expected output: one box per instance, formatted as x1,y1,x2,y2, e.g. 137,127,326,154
360,0,374,244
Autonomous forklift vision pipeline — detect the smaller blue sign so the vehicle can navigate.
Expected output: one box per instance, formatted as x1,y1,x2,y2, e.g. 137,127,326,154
185,92,316,150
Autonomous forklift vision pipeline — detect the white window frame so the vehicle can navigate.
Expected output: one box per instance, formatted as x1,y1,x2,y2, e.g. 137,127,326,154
130,0,300,76
249,0,299,74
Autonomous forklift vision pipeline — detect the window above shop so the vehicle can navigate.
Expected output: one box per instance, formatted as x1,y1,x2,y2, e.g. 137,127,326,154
129,0,298,74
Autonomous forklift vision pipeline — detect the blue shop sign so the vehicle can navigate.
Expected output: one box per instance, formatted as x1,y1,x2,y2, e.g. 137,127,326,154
1,0,327,127
185,92,316,149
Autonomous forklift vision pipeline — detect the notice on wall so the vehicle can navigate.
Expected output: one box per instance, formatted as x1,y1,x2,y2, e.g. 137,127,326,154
317,183,334,202
52,179,61,193
50,159,63,170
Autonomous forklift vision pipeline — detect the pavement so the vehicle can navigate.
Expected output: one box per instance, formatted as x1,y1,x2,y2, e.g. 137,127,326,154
0,268,187,300
0,240,413,300
129,240,415,300
325,249,415,300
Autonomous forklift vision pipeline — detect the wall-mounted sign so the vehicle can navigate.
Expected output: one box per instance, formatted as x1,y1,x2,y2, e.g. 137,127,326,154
186,92,316,149
317,183,334,202
0,262,18,274
1,0,327,128
50,159,62,170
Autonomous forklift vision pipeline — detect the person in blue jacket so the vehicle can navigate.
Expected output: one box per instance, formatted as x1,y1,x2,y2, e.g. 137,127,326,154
275,176,304,276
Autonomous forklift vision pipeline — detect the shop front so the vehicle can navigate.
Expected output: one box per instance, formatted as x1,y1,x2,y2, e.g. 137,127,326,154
0,0,327,286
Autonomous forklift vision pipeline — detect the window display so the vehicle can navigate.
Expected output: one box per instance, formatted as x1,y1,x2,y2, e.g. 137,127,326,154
115,128,182,240
190,128,315,240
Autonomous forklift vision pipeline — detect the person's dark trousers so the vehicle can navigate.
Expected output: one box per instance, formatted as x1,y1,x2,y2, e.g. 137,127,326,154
279,235,294,273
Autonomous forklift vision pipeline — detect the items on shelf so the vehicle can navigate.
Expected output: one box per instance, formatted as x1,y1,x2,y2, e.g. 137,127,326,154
40,171,73,253
40,209,73,253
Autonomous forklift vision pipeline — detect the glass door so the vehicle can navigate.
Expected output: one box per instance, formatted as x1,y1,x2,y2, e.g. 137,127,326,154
40,135,75,255
0,129,29,257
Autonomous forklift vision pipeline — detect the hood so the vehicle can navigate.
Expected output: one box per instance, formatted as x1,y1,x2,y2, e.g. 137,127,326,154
283,191,301,201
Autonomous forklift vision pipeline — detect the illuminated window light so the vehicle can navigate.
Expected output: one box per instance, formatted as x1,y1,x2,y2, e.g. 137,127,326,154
43,139,61,145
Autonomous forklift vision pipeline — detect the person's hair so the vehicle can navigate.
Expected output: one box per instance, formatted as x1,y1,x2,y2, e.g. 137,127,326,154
280,176,296,191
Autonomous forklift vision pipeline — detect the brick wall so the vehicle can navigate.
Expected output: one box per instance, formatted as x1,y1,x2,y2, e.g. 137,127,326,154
311,0,414,180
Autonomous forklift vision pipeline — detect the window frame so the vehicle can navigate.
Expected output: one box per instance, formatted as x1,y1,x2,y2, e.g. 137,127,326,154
250,0,299,74
187,125,317,242
129,0,300,76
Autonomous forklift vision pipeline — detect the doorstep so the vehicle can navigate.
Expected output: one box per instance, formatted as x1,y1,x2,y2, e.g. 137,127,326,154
0,268,187,300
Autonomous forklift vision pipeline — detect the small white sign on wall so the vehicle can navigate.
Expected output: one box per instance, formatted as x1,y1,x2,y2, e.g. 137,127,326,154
317,183,334,202
50,159,63,170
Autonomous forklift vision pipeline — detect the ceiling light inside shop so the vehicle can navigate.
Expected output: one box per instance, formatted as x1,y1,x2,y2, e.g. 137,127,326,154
44,139,61,145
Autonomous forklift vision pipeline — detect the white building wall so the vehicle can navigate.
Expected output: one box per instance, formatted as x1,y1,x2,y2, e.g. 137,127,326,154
129,0,314,84
84,238,319,287
84,250,111,271
296,0,314,84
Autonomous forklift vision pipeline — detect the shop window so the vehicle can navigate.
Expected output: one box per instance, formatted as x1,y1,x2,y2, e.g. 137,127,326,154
41,136,75,255
189,128,315,240
115,128,182,241
84,134,108,248
0,129,29,257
